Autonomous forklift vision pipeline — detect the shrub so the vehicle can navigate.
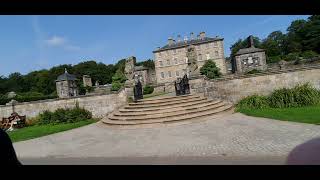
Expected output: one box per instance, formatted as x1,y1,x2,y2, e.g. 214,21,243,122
236,95,270,110
269,84,320,108
127,96,133,103
143,85,154,95
25,117,40,126
237,83,320,110
111,81,123,91
200,60,222,79
37,107,92,125
284,52,301,61
0,92,58,105
267,56,282,64
301,50,319,59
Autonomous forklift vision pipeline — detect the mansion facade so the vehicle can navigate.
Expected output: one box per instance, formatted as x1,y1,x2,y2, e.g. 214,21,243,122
153,32,227,84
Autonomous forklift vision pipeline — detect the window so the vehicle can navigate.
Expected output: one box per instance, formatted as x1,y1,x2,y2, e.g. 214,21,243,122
167,59,170,65
168,71,172,77
185,57,188,63
198,54,202,61
213,42,218,47
215,51,219,57
159,61,163,66
161,72,165,78
206,53,210,60
176,71,179,77
174,58,178,65
248,57,253,64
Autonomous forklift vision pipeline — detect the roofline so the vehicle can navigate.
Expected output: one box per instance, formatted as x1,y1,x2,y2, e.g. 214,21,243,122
153,38,224,53
235,49,265,56
55,78,78,82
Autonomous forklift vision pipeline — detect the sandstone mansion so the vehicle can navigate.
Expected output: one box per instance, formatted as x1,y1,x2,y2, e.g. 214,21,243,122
153,32,227,84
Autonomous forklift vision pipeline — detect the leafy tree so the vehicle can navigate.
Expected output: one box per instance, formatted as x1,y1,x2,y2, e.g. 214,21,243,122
301,50,319,59
135,59,155,70
261,31,286,57
200,60,222,79
111,69,127,91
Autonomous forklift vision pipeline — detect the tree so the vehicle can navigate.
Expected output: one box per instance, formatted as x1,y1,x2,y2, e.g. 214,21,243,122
135,59,155,70
111,69,127,91
261,31,286,58
200,60,222,79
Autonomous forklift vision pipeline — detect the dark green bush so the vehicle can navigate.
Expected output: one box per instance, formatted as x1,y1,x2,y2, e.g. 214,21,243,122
200,60,222,79
284,52,301,61
0,91,58,105
143,85,154,95
236,95,270,110
37,107,92,125
267,56,282,64
237,83,320,110
301,50,319,59
111,81,123,91
269,84,320,108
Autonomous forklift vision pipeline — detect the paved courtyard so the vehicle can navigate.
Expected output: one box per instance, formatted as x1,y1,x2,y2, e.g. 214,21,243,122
14,113,320,164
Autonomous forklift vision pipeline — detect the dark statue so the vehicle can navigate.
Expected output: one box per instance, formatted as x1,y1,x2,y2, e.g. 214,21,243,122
133,79,143,101
175,74,190,96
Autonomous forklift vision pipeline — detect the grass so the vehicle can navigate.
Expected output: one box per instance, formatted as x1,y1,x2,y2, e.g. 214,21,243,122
238,105,320,125
8,119,98,142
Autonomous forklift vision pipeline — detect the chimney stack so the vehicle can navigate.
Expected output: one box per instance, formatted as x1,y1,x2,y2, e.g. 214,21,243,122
168,37,174,46
190,32,194,40
184,36,188,42
248,35,254,48
199,32,206,39
177,35,181,43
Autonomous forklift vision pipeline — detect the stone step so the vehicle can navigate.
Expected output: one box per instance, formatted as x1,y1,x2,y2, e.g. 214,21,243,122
102,104,233,125
137,94,194,102
124,97,208,109
129,95,201,106
115,100,222,116
109,101,226,120
120,98,213,112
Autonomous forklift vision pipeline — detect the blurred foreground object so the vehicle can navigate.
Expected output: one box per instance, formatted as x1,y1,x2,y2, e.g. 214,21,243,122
286,137,320,165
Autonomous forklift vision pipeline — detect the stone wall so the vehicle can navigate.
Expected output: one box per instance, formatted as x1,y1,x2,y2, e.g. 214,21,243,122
0,89,127,120
189,68,320,104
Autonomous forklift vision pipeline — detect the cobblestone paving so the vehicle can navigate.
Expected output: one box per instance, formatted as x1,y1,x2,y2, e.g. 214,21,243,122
14,113,320,160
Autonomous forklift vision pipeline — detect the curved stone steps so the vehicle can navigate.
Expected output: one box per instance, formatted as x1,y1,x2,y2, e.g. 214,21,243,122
102,104,233,125
128,96,200,106
137,94,193,102
119,99,214,112
129,95,200,105
109,101,226,120
115,100,222,116
124,97,207,109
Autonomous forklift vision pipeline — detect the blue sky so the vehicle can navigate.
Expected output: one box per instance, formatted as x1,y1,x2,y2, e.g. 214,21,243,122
0,15,310,76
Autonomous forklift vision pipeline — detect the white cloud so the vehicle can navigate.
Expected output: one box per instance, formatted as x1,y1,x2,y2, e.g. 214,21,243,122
45,36,66,46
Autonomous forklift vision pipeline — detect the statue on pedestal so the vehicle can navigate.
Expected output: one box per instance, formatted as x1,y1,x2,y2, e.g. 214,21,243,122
186,45,199,77
175,74,190,96
133,74,143,101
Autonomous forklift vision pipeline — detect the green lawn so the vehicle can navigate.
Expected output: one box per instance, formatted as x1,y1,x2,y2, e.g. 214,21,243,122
8,119,98,142
238,105,320,125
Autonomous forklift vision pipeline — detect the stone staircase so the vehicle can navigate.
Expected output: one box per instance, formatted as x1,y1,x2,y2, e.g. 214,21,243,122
102,94,233,126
